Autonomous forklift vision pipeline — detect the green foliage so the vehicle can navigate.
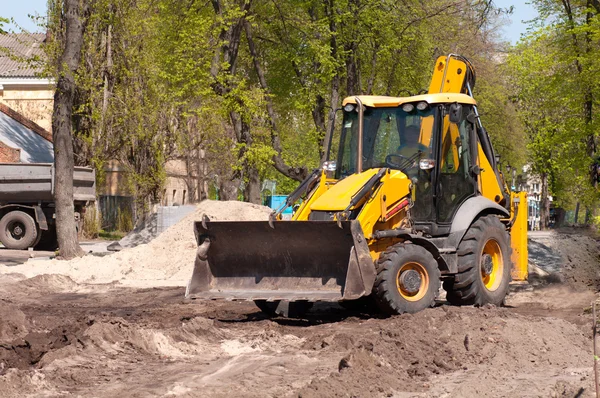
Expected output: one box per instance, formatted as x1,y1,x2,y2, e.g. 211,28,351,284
42,0,529,204
0,17,9,34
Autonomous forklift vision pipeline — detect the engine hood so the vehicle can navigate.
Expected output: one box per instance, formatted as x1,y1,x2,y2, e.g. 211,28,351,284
310,168,410,211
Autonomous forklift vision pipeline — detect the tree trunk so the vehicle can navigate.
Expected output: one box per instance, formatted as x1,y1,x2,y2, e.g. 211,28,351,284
320,82,339,164
244,167,261,204
219,179,240,201
539,172,550,230
562,0,597,187
100,22,112,140
574,202,580,225
52,0,88,260
555,207,566,227
197,148,207,202
585,208,590,225
319,0,341,161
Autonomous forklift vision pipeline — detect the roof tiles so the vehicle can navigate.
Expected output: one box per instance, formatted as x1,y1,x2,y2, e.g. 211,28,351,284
0,33,47,78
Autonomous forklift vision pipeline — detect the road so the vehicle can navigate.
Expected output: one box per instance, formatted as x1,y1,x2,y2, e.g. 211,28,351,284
0,241,111,266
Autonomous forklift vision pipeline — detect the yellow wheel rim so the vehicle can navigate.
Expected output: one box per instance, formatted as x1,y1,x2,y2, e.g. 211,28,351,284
396,262,429,302
481,239,504,291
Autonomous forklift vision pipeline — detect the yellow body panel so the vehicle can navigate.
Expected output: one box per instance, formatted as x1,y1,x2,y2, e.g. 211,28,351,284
354,170,411,240
310,169,381,211
419,115,435,147
342,93,476,108
477,144,504,204
510,191,528,281
429,55,469,94
292,170,333,221
298,168,411,260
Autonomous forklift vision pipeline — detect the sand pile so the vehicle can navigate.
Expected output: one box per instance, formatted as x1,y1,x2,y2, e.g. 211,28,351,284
0,200,271,287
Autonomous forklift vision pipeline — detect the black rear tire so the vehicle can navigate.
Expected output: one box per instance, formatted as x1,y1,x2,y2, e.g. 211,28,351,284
444,215,511,306
374,243,440,315
0,211,38,250
254,300,313,318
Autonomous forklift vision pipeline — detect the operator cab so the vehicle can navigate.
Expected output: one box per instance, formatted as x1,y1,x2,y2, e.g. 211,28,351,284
331,94,481,236
336,103,434,180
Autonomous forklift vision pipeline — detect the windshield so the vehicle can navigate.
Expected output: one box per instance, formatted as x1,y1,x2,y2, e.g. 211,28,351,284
335,106,436,179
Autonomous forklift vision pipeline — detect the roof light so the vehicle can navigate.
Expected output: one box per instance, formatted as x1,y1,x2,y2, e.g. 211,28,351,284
343,104,355,112
419,159,435,170
402,103,415,112
322,160,337,171
416,101,429,111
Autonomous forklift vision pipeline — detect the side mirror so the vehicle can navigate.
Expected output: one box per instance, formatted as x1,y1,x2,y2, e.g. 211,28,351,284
449,103,462,124
467,111,478,124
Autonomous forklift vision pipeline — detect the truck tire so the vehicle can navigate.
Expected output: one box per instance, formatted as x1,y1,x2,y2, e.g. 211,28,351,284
0,211,38,250
374,243,440,315
443,215,511,306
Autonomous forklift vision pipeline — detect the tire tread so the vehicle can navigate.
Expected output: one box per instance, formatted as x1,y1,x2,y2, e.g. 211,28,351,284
374,243,440,315
445,215,512,306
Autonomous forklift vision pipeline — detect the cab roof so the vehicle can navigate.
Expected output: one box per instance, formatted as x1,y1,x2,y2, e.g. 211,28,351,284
342,93,477,107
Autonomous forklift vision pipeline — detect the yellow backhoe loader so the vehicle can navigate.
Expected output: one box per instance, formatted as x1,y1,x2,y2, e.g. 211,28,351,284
186,54,528,317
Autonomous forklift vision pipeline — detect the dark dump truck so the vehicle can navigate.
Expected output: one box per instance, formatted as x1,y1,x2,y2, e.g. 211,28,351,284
0,163,96,250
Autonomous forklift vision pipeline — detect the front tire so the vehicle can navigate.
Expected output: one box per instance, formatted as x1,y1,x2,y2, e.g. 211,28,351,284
0,211,38,250
374,243,440,315
444,215,511,306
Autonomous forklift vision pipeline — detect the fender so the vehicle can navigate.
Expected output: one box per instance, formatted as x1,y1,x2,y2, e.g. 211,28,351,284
0,204,48,230
450,196,509,233
448,196,509,248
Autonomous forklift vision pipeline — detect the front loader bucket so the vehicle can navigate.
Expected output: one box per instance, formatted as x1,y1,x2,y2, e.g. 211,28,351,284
186,220,376,302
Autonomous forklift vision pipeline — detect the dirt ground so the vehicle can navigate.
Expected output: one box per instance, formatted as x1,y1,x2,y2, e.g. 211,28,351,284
1,208,600,397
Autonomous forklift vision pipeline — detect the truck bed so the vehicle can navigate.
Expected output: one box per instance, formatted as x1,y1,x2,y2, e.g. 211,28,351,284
0,163,96,203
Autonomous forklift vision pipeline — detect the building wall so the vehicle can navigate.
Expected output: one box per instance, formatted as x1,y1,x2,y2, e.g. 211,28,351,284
0,86,54,133
103,159,194,207
162,159,191,206
0,141,20,163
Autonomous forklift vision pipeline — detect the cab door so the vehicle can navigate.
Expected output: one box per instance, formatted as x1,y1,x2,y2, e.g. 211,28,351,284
436,104,477,223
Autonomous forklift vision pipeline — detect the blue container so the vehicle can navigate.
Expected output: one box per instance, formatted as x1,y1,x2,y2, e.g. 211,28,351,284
267,195,292,215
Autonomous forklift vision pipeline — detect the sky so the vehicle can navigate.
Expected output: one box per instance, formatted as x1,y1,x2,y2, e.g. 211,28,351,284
2,0,537,41
1,0,48,33
494,0,539,43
